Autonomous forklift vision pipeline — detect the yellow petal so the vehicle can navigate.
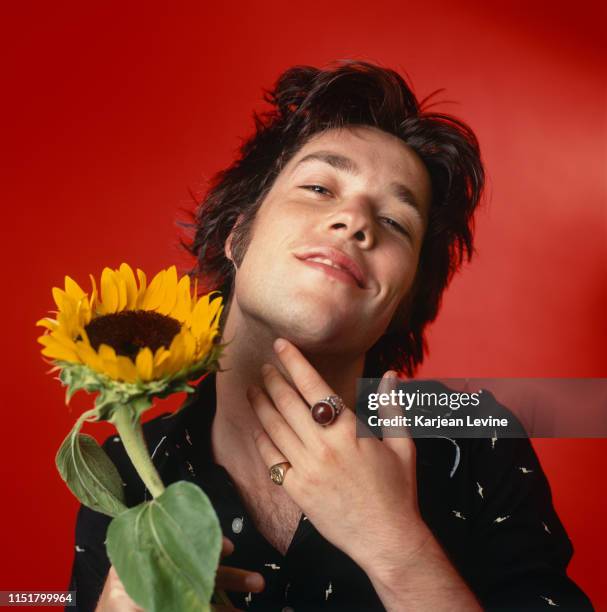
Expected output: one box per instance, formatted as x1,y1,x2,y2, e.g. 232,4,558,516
135,347,154,381
119,263,138,310
140,270,166,311
64,276,87,301
36,317,58,331
136,268,147,307
100,358,119,380
196,333,213,360
190,294,223,340
52,287,76,315
75,297,91,327
169,275,191,323
161,331,188,374
100,268,119,314
152,347,172,378
89,273,98,313
116,356,138,383
57,310,80,338
38,335,80,362
153,346,171,367
115,273,127,312
156,266,178,315
98,343,118,362
94,344,119,379
74,341,103,371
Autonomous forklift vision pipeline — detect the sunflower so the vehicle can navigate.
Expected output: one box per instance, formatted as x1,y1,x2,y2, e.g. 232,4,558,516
36,263,223,390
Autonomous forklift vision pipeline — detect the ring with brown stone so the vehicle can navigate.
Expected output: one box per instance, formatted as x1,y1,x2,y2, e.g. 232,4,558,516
310,395,345,426
269,462,291,485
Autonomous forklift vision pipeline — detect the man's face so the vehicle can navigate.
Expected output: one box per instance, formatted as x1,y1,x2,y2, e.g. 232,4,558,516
227,125,431,358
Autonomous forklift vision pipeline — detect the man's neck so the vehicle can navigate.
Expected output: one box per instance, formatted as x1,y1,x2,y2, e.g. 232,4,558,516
211,307,365,484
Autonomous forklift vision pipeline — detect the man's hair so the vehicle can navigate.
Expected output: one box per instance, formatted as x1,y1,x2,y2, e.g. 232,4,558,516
183,60,484,377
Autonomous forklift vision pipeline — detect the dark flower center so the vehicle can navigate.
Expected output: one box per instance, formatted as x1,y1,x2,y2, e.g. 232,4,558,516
84,310,181,359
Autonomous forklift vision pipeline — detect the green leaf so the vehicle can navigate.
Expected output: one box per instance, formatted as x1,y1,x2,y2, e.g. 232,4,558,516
106,481,222,612
56,410,127,517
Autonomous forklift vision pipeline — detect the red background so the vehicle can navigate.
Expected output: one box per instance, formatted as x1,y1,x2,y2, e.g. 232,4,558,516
2,0,605,608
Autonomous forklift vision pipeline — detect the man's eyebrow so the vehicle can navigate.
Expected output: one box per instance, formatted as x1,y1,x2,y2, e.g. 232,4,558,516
293,151,359,175
292,150,423,214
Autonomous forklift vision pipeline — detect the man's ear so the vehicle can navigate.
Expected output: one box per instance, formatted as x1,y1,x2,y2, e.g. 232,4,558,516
225,213,246,264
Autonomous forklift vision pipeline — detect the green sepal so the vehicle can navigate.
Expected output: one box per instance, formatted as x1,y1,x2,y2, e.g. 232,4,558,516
53,342,224,423
106,481,222,612
55,408,127,517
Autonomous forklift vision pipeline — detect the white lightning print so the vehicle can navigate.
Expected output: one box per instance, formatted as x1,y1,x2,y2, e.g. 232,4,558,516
452,510,466,520
264,563,281,570
325,582,333,600
540,595,558,606
244,592,252,607
476,482,484,498
185,460,196,477
491,430,498,449
150,436,167,460
75,545,85,552
494,515,510,523
185,428,193,445
543,522,551,534
519,466,533,474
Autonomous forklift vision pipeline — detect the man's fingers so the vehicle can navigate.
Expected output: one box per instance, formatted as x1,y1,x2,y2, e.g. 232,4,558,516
96,566,145,611
376,370,416,463
221,536,235,558
216,565,265,593
377,371,410,437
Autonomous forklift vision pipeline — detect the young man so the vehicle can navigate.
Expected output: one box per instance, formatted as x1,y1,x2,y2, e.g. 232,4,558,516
69,61,592,611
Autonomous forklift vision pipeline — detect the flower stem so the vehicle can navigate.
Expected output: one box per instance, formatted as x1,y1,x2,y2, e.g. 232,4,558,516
112,405,165,498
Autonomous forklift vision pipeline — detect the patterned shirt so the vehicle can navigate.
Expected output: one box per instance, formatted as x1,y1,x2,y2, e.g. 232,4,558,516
67,374,593,611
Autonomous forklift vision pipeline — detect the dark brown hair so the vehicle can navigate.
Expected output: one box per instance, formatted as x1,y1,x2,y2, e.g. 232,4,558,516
182,60,484,377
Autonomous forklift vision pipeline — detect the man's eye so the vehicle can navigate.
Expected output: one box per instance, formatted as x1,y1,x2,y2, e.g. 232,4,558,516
380,216,409,237
300,185,332,196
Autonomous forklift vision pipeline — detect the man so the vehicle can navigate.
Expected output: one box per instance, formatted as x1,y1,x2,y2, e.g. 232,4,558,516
69,61,592,610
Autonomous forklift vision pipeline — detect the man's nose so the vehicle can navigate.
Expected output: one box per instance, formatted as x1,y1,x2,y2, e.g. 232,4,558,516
326,199,375,248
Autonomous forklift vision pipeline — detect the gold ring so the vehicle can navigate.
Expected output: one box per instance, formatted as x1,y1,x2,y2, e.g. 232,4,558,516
269,462,291,485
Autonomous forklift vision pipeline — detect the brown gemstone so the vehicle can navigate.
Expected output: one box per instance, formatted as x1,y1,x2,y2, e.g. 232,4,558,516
311,400,336,425
84,310,181,359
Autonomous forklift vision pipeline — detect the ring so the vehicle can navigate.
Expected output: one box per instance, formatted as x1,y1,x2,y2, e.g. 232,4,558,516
269,462,291,485
310,395,345,426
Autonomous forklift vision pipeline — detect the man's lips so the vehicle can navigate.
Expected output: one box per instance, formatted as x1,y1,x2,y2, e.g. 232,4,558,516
294,247,367,288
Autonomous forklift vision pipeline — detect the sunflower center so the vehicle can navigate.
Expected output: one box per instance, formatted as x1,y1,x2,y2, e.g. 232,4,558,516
84,310,181,359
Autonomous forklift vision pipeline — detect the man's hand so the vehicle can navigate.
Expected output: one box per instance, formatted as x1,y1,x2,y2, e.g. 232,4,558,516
247,338,426,572
95,536,264,611
248,337,481,611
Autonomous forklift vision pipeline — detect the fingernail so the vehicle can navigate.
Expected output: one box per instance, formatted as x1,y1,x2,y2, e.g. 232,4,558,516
274,338,287,353
246,573,264,591
384,370,398,379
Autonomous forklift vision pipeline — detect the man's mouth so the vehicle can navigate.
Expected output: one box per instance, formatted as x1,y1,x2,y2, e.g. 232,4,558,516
294,248,366,289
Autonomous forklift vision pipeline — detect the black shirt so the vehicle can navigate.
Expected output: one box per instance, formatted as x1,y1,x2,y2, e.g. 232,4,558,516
67,374,593,611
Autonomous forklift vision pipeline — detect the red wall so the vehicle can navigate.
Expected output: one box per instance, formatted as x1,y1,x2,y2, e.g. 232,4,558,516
2,0,605,608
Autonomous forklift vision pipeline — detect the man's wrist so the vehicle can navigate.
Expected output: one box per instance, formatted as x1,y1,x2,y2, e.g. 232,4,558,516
359,520,481,611
358,518,436,587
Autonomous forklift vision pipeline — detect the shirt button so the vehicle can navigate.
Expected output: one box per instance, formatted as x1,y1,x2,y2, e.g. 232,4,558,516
282,607,295,612
231,517,244,534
